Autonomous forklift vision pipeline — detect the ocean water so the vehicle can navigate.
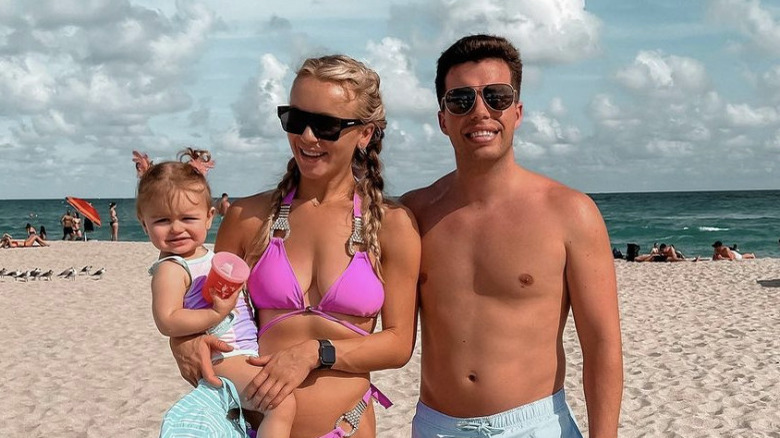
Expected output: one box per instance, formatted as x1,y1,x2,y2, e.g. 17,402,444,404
1,190,778,258
592,190,780,259
0,198,222,245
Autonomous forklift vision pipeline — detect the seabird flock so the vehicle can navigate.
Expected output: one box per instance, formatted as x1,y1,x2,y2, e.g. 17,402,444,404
1,265,106,282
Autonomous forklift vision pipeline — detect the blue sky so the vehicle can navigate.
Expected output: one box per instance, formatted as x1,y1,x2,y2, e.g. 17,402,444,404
2,0,780,199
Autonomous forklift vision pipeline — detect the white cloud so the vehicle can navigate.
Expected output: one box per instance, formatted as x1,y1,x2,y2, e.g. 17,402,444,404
1,1,217,150
524,111,579,152
31,110,78,136
615,50,709,99
765,128,780,150
725,103,780,127
516,139,546,159
708,0,780,56
390,0,602,65
0,55,56,114
2,1,779,198
0,0,219,198
590,94,622,122
645,139,695,157
148,2,216,77
366,37,438,118
758,65,780,102
723,133,754,148
548,97,567,117
226,53,289,145
583,43,780,191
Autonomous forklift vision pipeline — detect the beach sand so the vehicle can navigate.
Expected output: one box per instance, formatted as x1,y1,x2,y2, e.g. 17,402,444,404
1,241,778,437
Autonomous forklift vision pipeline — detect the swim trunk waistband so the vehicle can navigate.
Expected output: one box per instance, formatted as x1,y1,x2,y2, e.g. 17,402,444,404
414,388,574,429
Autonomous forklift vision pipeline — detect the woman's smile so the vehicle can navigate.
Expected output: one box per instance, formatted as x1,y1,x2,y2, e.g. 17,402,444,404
299,147,327,158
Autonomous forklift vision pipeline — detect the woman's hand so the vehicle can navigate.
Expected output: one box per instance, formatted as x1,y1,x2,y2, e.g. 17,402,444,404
170,334,234,387
243,340,319,411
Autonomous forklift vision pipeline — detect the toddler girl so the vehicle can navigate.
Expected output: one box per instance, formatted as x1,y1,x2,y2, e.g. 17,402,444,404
134,148,294,437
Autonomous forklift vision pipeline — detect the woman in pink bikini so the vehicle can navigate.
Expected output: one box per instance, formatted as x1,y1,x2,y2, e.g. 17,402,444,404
171,54,420,437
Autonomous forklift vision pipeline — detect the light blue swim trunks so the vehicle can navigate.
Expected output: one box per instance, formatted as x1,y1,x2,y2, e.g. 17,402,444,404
411,388,582,437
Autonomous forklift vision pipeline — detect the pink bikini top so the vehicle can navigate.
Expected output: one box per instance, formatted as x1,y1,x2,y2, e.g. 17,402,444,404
248,188,384,337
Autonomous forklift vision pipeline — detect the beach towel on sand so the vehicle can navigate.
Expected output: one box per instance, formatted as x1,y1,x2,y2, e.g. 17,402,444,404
160,377,253,438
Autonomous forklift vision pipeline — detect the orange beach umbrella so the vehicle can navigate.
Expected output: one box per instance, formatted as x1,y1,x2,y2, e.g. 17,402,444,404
65,196,102,227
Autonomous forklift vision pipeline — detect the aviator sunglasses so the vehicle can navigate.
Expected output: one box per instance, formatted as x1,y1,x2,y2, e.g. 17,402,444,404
441,83,517,115
277,105,365,141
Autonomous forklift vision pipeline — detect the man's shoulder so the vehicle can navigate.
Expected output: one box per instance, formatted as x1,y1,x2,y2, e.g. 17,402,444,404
525,172,590,205
511,173,601,227
399,172,455,213
535,177,605,233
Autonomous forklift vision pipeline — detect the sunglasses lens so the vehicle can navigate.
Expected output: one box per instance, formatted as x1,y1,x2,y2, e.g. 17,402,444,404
444,88,477,115
308,114,342,141
278,106,304,135
278,107,343,141
483,84,515,111
443,84,516,115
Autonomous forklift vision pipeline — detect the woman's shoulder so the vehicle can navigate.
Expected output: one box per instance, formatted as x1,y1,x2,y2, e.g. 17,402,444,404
229,190,275,215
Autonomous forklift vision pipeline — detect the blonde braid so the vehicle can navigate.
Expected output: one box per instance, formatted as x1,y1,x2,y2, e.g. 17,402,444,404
246,158,299,267
356,140,385,280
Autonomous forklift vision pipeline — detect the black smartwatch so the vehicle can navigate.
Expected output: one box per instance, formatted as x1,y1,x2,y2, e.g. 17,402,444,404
317,339,336,369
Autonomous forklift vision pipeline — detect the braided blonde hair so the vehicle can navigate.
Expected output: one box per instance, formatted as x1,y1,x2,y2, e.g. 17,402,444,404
246,55,388,278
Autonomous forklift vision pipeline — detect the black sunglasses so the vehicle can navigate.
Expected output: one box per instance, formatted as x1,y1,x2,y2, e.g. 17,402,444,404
441,83,517,115
277,106,364,141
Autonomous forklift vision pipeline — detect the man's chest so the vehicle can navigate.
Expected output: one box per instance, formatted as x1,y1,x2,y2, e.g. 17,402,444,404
419,210,567,298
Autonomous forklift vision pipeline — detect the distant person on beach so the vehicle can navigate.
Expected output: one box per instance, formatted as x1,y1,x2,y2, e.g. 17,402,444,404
216,193,231,216
109,202,119,241
712,240,755,260
60,210,74,240
134,148,295,437
169,55,420,437
1,232,48,248
634,243,686,262
72,212,83,240
633,242,660,261
400,35,622,437
39,226,47,240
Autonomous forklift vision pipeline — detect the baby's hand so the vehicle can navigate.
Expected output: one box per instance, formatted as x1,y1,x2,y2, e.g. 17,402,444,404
210,286,241,317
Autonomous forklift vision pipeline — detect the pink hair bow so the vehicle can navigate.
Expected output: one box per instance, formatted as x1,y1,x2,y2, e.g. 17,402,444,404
184,150,215,176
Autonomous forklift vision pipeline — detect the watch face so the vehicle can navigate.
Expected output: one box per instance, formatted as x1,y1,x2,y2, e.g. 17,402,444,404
322,348,336,364
319,340,336,367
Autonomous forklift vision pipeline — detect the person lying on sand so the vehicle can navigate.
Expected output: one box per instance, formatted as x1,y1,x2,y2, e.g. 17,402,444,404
0,233,48,248
634,243,687,262
712,240,755,260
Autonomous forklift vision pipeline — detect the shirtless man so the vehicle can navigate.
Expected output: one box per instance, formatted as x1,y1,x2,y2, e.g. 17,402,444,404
712,240,755,260
60,210,74,240
401,35,623,437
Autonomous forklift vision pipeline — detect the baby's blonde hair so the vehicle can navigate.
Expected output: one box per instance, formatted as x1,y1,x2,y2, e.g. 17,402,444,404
135,148,213,220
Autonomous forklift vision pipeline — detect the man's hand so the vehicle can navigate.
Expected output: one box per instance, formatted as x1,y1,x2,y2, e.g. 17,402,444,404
170,334,234,387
